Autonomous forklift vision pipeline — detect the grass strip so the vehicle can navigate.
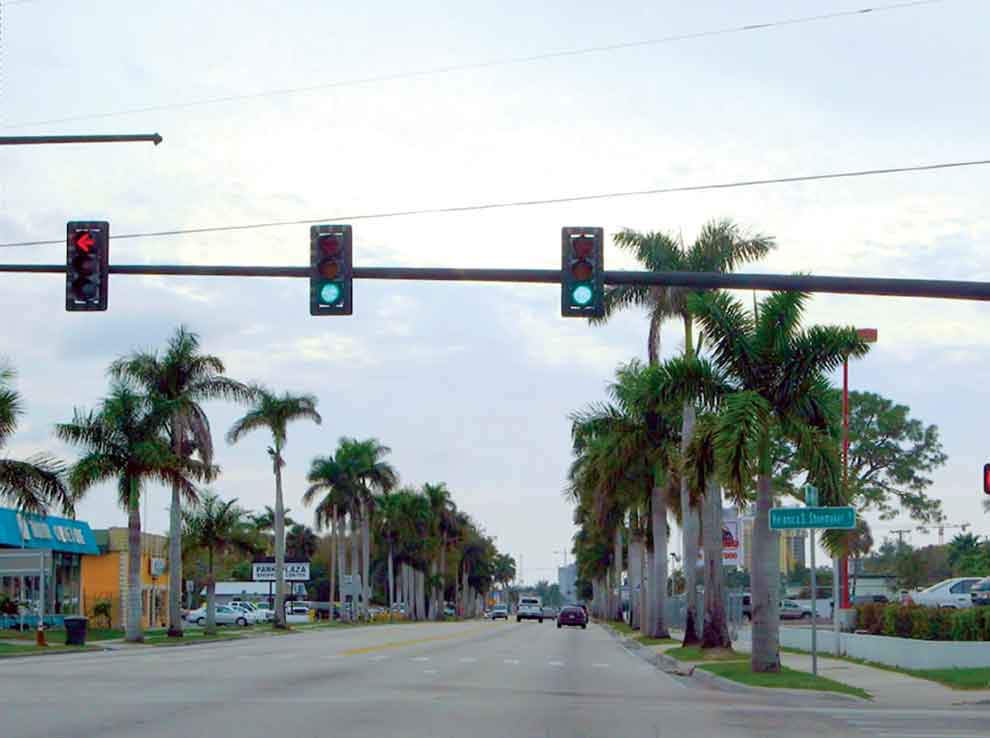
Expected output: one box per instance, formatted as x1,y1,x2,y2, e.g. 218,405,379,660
699,662,871,700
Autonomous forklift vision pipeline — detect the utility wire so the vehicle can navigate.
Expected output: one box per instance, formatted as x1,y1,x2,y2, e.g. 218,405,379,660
3,0,949,129
1,157,986,249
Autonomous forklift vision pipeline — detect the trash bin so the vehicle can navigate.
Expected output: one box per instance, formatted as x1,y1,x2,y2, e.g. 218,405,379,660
64,616,88,646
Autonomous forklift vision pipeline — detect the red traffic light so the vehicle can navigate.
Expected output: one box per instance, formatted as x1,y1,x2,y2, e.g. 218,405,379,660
983,464,990,495
319,234,342,257
74,232,96,252
572,237,594,258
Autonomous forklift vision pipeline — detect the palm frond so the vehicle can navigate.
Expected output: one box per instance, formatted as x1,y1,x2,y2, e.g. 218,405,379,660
714,391,769,504
687,291,758,385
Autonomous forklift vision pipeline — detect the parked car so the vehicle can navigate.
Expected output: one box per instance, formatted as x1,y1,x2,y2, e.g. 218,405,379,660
490,605,509,621
541,606,558,620
557,605,587,629
285,602,311,624
741,593,752,621
185,605,250,627
443,605,456,617
779,599,813,620
852,594,890,606
970,578,990,607
229,601,268,623
910,578,981,608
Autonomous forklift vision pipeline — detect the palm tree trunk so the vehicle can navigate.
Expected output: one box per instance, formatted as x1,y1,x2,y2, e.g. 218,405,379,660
125,481,144,643
643,547,652,633
387,542,395,613
417,568,426,621
680,401,701,645
439,536,447,617
273,446,287,629
613,526,623,621
680,313,702,645
701,480,731,649
329,506,337,620
167,417,184,638
752,470,781,672
647,480,671,638
629,534,642,630
337,511,347,621
206,546,217,636
361,500,370,619
350,512,359,618
640,544,648,634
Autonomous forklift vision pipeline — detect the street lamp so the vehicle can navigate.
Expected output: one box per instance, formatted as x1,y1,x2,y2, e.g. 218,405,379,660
840,327,878,610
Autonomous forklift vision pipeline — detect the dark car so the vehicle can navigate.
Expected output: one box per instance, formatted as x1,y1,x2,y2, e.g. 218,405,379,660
557,605,587,629
852,594,890,606
971,578,990,607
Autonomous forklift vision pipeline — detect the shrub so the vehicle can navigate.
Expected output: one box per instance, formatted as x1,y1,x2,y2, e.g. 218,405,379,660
855,603,885,635
93,598,113,629
0,592,18,616
882,603,916,638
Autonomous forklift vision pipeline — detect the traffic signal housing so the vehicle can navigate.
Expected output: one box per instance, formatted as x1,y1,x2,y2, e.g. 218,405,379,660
310,224,352,316
983,463,990,495
66,221,109,311
561,227,604,318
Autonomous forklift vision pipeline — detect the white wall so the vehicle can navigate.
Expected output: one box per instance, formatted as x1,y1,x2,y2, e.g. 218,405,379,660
737,628,990,670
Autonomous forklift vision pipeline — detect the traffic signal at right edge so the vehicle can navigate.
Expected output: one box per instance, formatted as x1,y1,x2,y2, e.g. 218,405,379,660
66,221,109,312
310,224,352,316
983,463,990,495
561,227,604,318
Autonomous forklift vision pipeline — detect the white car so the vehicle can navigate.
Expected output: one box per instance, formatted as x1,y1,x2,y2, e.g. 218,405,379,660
285,602,311,624
910,578,982,608
228,602,266,624
185,605,250,626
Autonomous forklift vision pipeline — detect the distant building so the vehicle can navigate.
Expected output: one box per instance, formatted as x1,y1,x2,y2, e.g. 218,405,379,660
739,510,807,574
82,528,169,630
558,563,577,602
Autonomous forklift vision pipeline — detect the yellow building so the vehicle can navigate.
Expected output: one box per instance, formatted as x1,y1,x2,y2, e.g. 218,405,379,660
81,528,170,630
740,515,807,573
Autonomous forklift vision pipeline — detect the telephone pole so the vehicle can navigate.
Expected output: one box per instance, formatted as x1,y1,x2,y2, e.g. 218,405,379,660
891,529,912,546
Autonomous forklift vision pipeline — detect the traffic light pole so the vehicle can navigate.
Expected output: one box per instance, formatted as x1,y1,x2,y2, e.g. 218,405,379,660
0,134,163,146
0,263,988,301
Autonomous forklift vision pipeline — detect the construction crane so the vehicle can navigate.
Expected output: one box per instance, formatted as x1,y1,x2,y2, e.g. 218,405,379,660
916,522,971,546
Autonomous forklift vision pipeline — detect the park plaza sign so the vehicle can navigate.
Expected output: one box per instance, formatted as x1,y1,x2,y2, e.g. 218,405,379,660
251,561,310,582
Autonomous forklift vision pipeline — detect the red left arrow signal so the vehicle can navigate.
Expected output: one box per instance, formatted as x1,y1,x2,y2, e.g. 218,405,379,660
74,232,95,252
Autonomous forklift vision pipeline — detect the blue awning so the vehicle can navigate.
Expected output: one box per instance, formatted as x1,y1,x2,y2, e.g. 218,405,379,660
0,508,99,555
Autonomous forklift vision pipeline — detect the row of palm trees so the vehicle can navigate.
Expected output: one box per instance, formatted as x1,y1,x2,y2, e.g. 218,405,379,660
303,441,512,621
570,220,869,672
0,326,512,642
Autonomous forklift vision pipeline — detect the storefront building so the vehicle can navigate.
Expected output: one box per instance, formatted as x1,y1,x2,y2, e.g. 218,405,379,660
81,528,170,630
0,507,99,628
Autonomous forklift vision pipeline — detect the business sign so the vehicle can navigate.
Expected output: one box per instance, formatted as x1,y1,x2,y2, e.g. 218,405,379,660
149,558,167,577
722,511,740,566
769,506,856,530
252,561,310,582
0,509,98,554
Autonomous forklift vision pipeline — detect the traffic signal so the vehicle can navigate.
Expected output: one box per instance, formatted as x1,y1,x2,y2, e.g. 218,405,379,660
561,227,604,318
66,221,109,311
310,224,352,316
983,464,990,495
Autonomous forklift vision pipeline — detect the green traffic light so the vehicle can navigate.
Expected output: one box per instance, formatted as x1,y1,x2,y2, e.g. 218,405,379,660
571,284,594,306
319,281,342,305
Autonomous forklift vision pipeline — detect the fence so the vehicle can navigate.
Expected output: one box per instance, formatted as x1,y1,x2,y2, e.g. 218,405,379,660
660,590,746,633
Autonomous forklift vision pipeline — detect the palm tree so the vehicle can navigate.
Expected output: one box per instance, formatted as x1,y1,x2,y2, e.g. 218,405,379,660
846,519,873,598
305,454,355,619
285,524,318,560
601,220,775,643
0,362,70,515
56,384,215,642
375,488,417,614
689,289,868,671
423,482,456,619
492,553,516,607
227,387,321,628
182,492,258,634
110,325,252,638
249,505,298,554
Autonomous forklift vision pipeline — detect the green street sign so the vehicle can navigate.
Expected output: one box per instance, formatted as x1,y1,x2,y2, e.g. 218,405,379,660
803,483,818,507
769,506,856,530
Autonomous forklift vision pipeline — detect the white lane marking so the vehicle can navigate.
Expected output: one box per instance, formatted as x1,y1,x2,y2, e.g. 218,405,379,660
503,658,520,665
459,657,477,663
369,655,388,662
423,669,438,675
592,663,610,668
411,656,430,662
548,660,564,667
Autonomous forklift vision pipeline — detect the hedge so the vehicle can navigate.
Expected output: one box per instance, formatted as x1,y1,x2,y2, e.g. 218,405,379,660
855,603,988,641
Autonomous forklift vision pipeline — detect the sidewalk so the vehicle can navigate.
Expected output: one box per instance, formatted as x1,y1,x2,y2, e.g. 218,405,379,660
725,632,990,706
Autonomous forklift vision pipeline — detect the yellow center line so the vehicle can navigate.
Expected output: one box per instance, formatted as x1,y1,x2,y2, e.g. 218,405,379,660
340,624,494,656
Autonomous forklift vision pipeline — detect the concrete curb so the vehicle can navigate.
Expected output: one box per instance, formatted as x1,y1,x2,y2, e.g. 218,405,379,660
601,623,870,704
0,644,110,660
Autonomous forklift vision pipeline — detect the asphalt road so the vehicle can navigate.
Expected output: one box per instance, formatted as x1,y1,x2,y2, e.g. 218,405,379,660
3,620,987,738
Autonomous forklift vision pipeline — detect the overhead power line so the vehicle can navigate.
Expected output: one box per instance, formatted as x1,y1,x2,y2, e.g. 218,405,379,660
3,0,949,129
2,157,987,249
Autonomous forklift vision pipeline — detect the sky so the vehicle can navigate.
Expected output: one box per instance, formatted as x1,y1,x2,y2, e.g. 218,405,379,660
1,0,989,583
